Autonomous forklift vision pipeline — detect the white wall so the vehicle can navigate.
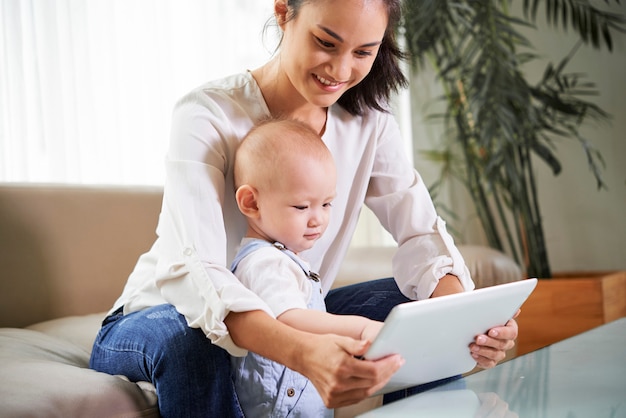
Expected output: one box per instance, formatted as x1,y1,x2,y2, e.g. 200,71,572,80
410,3,626,274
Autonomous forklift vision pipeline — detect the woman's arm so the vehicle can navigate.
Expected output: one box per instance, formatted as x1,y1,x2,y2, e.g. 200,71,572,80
363,113,474,301
225,310,403,408
153,94,275,356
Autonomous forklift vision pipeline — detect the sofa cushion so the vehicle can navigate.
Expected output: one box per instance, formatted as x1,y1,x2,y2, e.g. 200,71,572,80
458,245,523,288
334,245,522,290
0,326,158,418
26,312,106,353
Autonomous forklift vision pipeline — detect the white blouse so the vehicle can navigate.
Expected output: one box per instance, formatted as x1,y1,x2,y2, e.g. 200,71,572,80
111,72,474,356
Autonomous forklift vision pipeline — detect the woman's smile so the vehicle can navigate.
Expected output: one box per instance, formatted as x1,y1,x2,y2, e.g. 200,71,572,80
313,73,346,93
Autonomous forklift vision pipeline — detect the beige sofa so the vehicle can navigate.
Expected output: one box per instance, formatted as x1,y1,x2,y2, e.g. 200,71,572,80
0,183,522,417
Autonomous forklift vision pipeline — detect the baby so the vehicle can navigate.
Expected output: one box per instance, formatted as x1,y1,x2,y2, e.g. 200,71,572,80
231,118,383,417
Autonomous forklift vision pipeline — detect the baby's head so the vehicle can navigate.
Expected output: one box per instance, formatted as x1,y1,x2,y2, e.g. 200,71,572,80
234,118,336,253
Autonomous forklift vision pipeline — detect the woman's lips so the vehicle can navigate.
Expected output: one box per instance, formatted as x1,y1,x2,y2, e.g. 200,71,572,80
313,74,345,92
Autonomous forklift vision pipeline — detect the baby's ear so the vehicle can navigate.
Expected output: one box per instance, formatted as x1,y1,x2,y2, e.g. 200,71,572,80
235,185,259,218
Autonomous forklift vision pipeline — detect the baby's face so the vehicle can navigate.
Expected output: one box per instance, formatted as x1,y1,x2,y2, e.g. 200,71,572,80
255,155,336,254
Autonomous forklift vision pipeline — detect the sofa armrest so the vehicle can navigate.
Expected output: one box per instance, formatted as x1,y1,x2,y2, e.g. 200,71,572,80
0,183,163,327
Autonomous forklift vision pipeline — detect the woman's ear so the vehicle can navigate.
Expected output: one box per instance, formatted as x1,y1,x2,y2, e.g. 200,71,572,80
235,185,260,219
274,0,289,28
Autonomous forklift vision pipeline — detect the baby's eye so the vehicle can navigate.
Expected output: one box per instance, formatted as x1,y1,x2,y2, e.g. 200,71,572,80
323,202,333,208
293,205,308,210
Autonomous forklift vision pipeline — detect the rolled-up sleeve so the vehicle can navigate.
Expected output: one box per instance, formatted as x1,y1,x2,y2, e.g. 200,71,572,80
364,114,474,300
151,93,272,356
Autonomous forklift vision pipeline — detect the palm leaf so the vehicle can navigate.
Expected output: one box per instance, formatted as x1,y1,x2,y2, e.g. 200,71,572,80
402,0,624,277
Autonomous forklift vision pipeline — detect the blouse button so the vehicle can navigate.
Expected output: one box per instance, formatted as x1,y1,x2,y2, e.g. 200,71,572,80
183,248,193,256
287,388,296,397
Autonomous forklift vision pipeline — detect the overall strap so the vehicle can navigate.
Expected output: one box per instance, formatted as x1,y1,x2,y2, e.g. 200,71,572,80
230,239,320,282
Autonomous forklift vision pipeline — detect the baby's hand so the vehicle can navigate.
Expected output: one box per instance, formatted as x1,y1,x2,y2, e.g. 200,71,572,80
361,320,384,344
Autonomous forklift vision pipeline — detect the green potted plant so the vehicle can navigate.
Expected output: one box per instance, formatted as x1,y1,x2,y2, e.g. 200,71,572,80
401,0,624,279
400,1,626,353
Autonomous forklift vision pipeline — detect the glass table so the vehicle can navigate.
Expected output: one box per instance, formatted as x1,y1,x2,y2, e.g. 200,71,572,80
358,317,626,417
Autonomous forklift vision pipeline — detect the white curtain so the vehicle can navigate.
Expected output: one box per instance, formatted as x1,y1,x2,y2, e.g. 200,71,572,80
0,0,408,247
0,0,274,185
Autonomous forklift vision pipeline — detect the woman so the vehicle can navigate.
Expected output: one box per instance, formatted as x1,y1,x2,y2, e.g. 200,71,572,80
90,0,518,416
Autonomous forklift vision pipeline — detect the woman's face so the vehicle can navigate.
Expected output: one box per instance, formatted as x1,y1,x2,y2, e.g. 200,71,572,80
278,0,388,109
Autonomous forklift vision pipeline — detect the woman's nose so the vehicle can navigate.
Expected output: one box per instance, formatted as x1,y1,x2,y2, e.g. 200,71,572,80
327,53,351,81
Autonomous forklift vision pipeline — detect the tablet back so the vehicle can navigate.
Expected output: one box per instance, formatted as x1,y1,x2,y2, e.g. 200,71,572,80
364,278,537,394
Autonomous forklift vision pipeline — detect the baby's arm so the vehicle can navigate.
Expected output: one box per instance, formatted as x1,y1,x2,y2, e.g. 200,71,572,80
278,309,383,343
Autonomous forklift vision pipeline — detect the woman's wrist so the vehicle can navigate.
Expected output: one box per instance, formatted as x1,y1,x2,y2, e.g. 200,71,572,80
430,274,464,298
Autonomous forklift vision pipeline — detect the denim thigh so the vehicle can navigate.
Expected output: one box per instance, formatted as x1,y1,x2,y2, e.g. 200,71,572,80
89,304,244,418
325,277,411,320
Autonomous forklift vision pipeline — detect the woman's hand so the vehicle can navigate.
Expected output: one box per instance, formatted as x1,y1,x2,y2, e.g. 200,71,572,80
431,275,519,369
226,310,403,408
297,333,404,408
470,311,520,369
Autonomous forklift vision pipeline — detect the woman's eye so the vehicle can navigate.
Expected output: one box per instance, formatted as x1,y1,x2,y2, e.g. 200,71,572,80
355,50,373,57
315,36,334,48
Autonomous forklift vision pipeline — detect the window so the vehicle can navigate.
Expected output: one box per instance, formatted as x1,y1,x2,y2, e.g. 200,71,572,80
1,0,407,246
0,0,273,185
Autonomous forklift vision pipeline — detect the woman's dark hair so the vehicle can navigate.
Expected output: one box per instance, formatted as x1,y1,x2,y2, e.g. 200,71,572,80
270,0,409,116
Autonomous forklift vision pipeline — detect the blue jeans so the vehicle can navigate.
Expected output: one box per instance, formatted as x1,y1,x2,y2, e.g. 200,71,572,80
89,278,460,417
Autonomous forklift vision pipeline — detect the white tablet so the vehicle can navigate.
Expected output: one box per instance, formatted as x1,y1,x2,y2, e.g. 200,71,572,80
364,278,537,394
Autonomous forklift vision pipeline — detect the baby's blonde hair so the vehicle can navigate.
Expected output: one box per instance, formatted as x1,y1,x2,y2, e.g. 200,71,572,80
234,118,333,191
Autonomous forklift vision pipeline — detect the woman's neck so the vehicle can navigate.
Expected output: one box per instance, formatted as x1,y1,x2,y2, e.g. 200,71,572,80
251,61,327,136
